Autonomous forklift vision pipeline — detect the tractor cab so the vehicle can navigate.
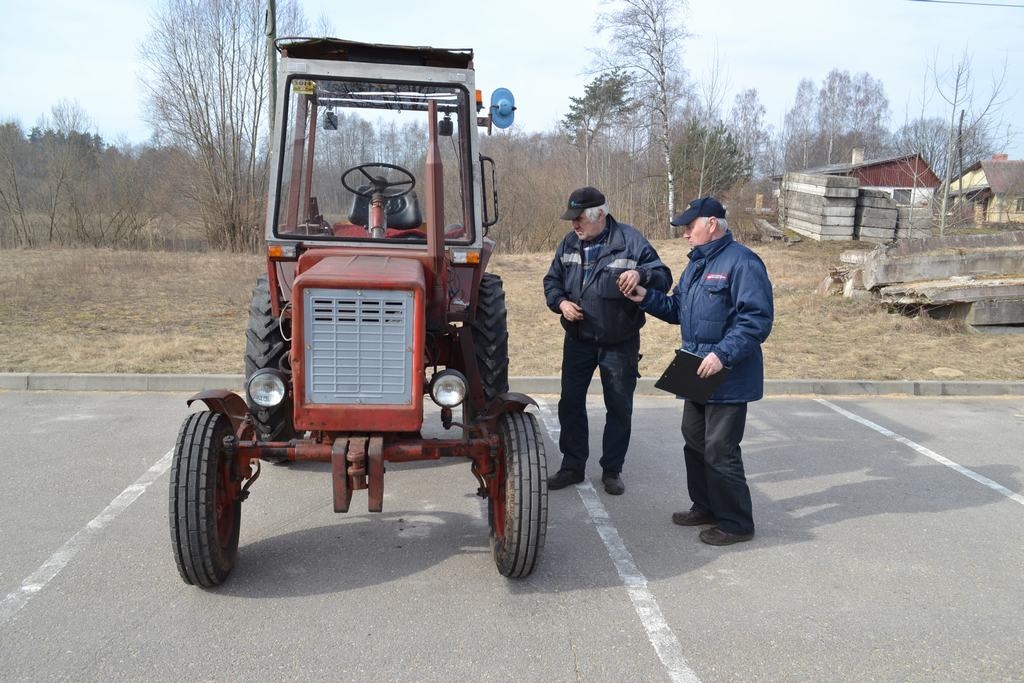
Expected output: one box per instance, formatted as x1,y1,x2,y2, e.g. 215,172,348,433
268,39,503,252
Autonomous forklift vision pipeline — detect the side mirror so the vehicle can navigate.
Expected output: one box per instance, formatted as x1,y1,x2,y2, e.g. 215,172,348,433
438,114,453,137
323,111,337,130
489,88,515,129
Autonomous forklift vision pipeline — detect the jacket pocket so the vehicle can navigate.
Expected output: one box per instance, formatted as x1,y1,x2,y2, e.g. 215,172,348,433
693,282,729,342
694,318,726,342
597,268,627,299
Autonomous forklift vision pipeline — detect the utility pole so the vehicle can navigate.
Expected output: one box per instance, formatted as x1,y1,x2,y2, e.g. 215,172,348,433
957,109,965,202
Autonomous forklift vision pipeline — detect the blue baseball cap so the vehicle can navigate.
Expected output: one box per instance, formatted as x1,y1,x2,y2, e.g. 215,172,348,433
671,196,726,227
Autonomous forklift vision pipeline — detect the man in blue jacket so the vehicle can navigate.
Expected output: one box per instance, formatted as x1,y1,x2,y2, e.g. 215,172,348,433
543,187,672,495
626,196,773,545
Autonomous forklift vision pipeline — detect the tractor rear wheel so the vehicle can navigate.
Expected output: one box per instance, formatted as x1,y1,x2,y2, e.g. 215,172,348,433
472,273,510,404
489,411,548,578
169,411,241,587
245,275,295,443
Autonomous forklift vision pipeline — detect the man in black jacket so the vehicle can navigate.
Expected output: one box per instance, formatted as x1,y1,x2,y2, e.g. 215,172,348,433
543,187,672,494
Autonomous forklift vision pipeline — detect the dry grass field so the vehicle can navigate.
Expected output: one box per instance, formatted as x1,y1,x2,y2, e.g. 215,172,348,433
2,237,1023,380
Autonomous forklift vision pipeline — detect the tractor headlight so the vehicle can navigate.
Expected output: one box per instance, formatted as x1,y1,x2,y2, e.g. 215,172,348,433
246,369,287,408
429,369,468,408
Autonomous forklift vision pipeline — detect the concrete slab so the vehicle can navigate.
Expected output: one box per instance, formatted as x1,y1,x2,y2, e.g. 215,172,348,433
782,182,860,198
880,277,1024,304
864,248,1024,289
856,206,898,222
785,208,856,227
785,217,856,237
784,171,859,188
856,196,897,210
966,298,1024,325
878,231,1024,257
782,192,858,215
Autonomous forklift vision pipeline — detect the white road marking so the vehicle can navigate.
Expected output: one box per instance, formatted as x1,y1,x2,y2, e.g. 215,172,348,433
816,399,1024,507
536,400,701,683
0,450,173,626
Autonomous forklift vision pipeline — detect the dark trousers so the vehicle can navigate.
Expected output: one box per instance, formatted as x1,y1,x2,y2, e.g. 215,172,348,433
681,401,754,534
557,333,639,476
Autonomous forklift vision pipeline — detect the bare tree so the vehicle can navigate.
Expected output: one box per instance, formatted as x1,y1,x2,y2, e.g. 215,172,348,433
730,88,768,178
595,0,690,234
848,72,891,158
0,121,31,247
783,78,816,170
140,0,305,251
40,100,96,245
692,46,730,196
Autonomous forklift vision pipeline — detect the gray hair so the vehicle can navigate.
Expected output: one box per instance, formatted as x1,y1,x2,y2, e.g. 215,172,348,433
583,203,608,222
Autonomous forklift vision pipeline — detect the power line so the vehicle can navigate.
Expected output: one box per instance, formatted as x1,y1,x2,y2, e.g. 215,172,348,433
906,0,1024,7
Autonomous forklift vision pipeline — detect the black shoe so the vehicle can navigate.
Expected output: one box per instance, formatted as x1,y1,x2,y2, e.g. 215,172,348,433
548,468,585,490
699,526,754,546
671,509,716,526
602,472,625,495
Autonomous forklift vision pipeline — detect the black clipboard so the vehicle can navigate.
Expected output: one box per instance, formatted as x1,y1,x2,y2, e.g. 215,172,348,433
654,349,730,402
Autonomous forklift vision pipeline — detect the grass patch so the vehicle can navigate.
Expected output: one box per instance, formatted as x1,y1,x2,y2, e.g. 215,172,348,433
3,240,1023,380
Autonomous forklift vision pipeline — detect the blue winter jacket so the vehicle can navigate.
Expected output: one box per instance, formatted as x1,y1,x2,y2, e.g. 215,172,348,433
544,215,673,345
640,230,774,402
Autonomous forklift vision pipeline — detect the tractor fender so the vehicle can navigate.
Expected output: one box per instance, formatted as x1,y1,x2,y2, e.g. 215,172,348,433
186,389,250,435
486,391,538,418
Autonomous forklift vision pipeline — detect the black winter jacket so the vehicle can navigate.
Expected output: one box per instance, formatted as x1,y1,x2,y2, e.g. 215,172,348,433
543,215,672,345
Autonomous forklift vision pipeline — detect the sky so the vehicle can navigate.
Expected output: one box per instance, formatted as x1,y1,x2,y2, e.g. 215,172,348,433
1,0,1021,159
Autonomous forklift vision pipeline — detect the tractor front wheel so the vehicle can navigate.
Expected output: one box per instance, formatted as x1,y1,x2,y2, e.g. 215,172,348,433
169,411,241,587
489,411,548,578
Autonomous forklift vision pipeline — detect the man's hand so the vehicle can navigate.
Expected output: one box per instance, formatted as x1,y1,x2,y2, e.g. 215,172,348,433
623,285,646,303
697,352,724,378
617,269,641,296
558,300,584,321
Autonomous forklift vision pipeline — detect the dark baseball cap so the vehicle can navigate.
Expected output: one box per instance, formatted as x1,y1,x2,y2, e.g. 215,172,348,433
671,196,726,226
560,186,606,220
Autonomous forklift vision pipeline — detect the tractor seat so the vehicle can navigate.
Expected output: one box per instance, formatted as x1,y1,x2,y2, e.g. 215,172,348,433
348,186,423,230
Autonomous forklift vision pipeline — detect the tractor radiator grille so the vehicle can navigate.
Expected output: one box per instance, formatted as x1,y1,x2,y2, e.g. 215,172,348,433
303,288,414,404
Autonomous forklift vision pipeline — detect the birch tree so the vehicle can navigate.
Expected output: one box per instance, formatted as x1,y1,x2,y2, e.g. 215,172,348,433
817,69,852,165
595,0,690,233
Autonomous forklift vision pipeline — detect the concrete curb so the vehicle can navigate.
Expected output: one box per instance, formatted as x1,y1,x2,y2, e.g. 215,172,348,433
2,373,1023,397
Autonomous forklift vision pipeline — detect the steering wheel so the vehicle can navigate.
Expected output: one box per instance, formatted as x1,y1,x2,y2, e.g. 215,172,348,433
341,163,416,199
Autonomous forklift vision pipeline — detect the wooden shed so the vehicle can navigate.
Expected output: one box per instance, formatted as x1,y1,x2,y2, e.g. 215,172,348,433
798,149,941,206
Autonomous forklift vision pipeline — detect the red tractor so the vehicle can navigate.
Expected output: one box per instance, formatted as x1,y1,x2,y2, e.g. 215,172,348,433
169,38,547,587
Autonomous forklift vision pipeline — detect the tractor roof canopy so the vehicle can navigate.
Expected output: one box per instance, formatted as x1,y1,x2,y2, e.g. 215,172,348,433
276,37,474,70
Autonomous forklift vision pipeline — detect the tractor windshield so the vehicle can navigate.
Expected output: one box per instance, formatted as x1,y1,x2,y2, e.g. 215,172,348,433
273,76,474,244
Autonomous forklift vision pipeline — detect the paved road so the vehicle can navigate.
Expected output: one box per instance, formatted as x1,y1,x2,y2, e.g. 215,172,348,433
1,391,1022,681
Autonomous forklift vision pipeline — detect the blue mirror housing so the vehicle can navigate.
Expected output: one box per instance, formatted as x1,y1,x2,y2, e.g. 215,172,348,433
489,88,515,129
